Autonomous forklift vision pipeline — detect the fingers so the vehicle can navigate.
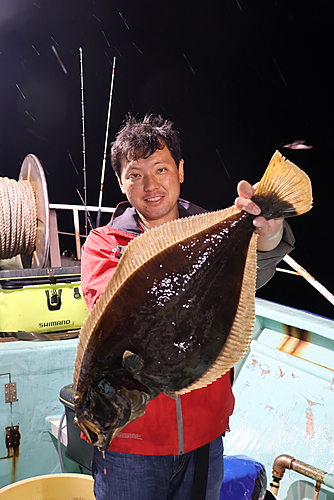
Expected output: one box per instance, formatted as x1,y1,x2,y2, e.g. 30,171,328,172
253,216,267,230
255,218,284,251
253,217,284,236
235,180,261,215
237,180,255,198
235,180,284,251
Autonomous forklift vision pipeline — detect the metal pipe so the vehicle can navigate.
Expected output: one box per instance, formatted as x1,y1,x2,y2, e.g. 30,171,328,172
270,454,334,496
314,481,321,500
49,203,115,213
73,208,81,260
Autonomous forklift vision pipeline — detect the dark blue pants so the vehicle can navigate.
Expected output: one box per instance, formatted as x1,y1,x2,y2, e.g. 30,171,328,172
92,436,223,500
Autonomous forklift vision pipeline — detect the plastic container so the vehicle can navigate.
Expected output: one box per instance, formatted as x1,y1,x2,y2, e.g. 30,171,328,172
0,473,95,500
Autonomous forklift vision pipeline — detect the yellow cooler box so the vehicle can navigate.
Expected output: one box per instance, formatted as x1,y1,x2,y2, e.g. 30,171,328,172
0,266,88,334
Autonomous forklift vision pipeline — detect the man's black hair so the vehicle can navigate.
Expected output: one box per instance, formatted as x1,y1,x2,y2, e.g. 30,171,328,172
110,114,182,177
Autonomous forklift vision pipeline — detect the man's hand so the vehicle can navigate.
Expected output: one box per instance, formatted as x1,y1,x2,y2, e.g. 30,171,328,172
234,180,284,252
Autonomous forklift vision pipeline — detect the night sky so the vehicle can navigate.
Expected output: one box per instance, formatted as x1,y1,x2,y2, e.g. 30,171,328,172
0,0,333,319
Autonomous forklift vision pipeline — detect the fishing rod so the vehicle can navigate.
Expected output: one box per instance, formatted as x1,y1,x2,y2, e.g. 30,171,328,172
96,56,116,228
278,255,334,307
79,47,88,237
76,189,94,231
283,254,334,306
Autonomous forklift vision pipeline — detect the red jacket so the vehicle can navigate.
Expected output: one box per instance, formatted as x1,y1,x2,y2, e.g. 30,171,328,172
81,199,294,455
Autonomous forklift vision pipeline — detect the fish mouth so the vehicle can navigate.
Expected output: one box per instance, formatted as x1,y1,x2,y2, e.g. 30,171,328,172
74,386,152,451
74,414,120,450
74,415,106,448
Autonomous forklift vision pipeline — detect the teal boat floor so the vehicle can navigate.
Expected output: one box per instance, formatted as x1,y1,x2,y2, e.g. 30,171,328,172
225,298,334,500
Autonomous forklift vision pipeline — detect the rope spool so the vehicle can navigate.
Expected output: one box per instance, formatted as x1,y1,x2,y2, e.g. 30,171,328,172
0,177,37,260
0,154,49,269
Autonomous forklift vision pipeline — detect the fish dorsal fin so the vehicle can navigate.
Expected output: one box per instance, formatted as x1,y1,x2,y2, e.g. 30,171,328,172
73,205,239,390
173,232,257,395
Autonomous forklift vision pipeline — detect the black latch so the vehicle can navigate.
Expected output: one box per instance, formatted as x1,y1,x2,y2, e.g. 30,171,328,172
6,425,20,451
45,289,62,311
73,287,81,299
47,269,57,285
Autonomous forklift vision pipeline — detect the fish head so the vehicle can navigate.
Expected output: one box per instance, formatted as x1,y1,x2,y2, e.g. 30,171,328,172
74,375,151,450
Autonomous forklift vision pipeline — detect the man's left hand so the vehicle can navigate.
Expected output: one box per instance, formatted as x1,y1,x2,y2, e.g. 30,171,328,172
234,180,284,251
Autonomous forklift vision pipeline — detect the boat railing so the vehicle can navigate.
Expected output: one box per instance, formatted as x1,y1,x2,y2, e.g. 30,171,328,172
49,203,115,261
50,204,334,310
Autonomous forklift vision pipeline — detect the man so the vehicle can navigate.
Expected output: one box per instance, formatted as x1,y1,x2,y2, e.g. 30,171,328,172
81,114,295,500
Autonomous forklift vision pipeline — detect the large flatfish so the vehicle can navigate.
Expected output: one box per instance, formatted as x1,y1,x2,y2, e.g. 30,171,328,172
73,151,312,450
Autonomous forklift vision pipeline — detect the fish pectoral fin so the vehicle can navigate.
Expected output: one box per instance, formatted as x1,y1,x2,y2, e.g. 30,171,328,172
107,389,150,444
122,388,151,422
122,350,144,373
100,388,151,450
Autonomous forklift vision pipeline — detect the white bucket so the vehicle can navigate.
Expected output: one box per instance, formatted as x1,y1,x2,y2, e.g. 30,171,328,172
0,473,95,500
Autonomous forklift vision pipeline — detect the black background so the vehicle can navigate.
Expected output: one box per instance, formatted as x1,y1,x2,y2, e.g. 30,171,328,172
1,0,333,319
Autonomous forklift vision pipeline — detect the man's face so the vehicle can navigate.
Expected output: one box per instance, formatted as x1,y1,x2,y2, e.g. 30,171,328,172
118,146,184,229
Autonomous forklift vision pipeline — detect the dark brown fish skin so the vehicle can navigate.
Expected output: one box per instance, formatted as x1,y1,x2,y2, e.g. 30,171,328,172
75,210,255,447
75,191,298,449
78,211,253,390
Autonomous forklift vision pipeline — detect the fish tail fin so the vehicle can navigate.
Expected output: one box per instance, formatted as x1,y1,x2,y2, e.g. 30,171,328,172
252,150,313,219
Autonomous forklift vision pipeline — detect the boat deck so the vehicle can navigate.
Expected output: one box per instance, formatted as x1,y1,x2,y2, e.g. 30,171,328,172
225,298,334,500
1,298,334,499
